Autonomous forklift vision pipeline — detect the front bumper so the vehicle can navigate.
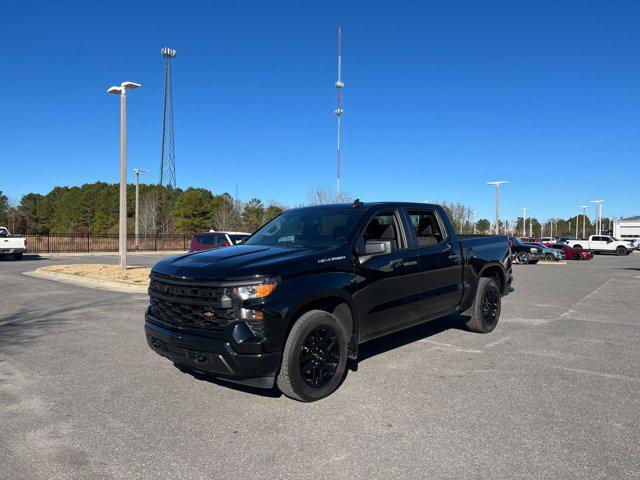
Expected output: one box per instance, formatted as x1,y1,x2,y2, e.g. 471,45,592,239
145,313,281,389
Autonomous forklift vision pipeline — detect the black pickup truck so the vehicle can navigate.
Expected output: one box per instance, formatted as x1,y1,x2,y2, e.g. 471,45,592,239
145,201,512,401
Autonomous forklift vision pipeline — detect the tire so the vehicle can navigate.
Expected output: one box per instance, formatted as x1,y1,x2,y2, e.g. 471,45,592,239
574,244,583,250
465,277,501,333
544,253,555,261
13,253,23,260
573,253,581,260
277,310,348,402
616,246,627,256
515,251,528,264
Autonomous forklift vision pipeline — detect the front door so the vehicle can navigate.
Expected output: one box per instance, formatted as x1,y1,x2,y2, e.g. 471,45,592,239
353,210,421,339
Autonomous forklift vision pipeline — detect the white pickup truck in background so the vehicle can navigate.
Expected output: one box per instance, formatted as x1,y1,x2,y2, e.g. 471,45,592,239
566,235,635,256
0,227,26,260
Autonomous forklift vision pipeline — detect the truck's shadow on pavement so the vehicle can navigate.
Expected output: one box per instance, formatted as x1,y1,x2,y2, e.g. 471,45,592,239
173,314,468,399
348,313,467,371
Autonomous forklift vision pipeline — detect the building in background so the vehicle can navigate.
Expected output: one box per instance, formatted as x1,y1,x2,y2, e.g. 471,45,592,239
613,216,640,242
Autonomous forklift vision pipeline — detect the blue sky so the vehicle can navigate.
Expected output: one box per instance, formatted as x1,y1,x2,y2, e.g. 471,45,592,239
1,0,639,222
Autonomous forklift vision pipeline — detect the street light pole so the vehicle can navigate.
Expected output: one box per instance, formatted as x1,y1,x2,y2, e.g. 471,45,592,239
579,205,589,239
487,181,508,234
133,168,149,250
522,208,528,237
575,207,581,239
472,210,476,234
590,200,604,235
108,81,141,269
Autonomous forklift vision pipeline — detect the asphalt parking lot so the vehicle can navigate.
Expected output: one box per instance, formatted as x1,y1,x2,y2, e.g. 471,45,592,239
1,252,639,479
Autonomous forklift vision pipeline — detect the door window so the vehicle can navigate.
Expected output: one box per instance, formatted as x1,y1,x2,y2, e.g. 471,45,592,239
407,210,445,247
363,211,403,250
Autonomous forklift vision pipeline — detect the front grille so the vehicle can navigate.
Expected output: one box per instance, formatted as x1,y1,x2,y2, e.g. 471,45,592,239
148,275,236,329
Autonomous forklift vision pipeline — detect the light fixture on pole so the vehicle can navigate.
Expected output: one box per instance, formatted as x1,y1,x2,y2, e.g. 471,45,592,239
487,181,508,234
108,81,141,269
579,205,590,239
133,168,149,250
590,200,604,235
522,208,528,237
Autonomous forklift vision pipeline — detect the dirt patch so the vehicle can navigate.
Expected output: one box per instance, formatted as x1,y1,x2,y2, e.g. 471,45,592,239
40,264,151,286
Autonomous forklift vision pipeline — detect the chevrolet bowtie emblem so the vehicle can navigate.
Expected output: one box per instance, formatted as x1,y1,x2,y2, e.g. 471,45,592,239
203,311,216,318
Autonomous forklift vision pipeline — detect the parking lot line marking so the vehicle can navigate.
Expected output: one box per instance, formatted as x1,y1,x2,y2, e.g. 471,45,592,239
561,367,640,383
418,339,482,353
500,318,554,325
486,336,511,348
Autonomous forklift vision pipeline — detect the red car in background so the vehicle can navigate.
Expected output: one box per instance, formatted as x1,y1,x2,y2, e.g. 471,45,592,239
520,237,540,243
188,231,251,253
547,243,594,260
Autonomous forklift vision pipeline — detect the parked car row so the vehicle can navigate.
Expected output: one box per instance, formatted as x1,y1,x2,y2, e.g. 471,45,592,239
510,233,636,264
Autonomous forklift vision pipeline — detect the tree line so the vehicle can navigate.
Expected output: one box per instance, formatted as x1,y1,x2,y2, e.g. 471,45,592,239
0,184,285,235
1,185,611,237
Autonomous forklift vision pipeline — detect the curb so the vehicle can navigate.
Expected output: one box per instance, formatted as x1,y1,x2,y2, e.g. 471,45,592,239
23,268,149,293
34,250,186,258
538,261,567,265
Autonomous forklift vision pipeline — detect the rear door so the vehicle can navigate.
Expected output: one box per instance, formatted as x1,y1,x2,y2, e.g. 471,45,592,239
404,208,464,317
354,209,421,338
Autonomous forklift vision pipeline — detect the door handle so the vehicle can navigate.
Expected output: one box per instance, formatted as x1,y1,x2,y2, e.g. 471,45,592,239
391,259,405,268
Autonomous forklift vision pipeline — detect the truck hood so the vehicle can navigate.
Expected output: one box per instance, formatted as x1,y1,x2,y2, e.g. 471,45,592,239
152,244,346,280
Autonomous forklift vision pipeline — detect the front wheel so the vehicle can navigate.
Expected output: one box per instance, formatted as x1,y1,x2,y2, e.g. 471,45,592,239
515,251,529,264
573,252,582,260
616,246,627,256
466,277,501,333
574,244,583,250
277,310,348,402
545,253,555,261
13,253,23,260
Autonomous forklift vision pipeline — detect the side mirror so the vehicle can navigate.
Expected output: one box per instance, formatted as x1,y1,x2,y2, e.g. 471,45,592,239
359,240,392,263
365,239,392,255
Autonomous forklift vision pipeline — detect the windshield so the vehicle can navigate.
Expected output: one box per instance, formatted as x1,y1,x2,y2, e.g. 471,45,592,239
244,207,362,249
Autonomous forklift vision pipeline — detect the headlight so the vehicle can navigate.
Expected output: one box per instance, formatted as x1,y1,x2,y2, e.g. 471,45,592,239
530,248,537,253
233,280,277,300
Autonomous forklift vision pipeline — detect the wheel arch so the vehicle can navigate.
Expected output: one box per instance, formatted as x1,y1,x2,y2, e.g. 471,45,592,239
284,291,359,350
478,263,506,294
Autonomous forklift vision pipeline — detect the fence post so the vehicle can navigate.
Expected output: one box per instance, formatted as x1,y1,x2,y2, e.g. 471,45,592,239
87,233,90,252
154,235,157,252
47,235,50,253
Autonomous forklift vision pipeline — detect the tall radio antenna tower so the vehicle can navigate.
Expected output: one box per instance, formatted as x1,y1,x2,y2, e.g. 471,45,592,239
160,47,176,188
334,26,344,200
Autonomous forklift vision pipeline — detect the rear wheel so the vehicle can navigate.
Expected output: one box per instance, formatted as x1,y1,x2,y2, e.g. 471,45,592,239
466,277,501,333
13,253,23,260
573,252,582,260
277,310,348,402
574,244,583,250
616,246,627,256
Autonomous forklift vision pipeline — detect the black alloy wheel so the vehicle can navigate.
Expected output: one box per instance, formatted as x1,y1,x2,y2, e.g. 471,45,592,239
481,285,500,324
515,252,529,264
299,326,340,388
573,252,581,260
616,246,627,256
